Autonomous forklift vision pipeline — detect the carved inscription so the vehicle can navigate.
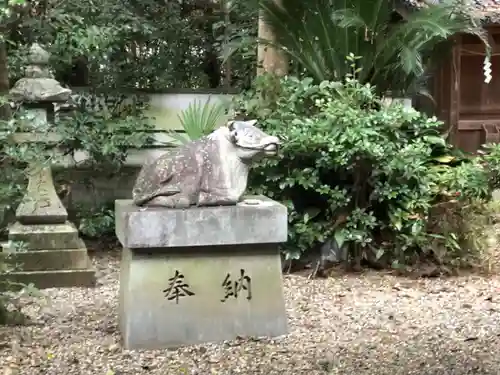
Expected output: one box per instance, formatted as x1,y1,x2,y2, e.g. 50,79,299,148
163,270,195,304
221,269,252,302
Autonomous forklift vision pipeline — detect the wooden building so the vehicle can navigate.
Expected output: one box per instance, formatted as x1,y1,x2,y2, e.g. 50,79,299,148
402,0,500,153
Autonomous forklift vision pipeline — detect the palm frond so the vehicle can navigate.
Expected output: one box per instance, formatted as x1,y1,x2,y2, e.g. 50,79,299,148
230,0,490,96
171,97,229,144
370,1,489,93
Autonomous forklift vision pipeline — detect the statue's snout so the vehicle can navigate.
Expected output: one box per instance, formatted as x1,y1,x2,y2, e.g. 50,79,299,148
264,135,281,146
271,135,282,145
262,135,281,153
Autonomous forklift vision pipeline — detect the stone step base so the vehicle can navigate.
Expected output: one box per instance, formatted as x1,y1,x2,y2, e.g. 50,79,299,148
1,268,96,289
8,221,82,250
0,248,90,271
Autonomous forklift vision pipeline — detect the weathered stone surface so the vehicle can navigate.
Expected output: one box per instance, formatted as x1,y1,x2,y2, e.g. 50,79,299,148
119,245,288,349
493,189,500,200
9,44,71,103
8,222,83,250
116,196,289,349
19,107,51,132
26,43,51,66
0,248,90,271
0,268,96,290
0,236,96,289
115,196,288,248
10,78,71,103
132,120,281,208
11,131,61,144
16,166,68,225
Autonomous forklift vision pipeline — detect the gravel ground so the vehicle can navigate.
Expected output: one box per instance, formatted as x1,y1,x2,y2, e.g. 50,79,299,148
2,252,500,375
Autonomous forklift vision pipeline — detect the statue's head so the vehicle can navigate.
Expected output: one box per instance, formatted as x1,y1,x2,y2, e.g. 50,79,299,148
225,119,281,160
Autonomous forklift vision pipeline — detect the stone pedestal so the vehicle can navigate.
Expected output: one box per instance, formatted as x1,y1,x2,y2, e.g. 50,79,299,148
4,165,96,289
1,43,95,289
115,196,288,350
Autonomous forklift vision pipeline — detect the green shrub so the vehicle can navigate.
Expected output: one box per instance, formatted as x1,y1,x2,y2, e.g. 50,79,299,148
54,92,155,170
75,202,115,239
234,72,500,269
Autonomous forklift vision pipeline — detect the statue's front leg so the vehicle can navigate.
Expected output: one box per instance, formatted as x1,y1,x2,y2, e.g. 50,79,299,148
144,194,192,208
144,174,200,208
198,191,240,206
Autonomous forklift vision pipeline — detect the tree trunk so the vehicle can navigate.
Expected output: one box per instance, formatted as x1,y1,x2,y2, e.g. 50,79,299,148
0,40,11,119
256,1,288,76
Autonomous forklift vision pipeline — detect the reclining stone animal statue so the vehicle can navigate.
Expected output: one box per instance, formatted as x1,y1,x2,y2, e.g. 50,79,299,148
132,119,281,208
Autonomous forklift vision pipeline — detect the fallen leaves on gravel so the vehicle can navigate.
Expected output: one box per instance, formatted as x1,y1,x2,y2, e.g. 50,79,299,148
1,253,500,374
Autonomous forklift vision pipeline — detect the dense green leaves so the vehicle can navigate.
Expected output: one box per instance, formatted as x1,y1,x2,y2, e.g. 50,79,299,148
235,73,500,268
54,92,154,168
4,0,257,90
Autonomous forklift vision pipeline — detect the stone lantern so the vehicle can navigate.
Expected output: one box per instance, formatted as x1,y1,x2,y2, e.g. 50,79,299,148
5,44,95,288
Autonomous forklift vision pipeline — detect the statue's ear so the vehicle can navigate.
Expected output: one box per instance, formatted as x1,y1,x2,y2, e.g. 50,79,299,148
227,120,237,143
246,119,258,126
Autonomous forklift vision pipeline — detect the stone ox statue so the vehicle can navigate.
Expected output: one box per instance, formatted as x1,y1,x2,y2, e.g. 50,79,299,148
132,120,281,208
